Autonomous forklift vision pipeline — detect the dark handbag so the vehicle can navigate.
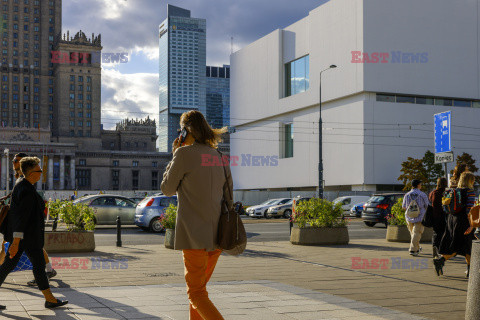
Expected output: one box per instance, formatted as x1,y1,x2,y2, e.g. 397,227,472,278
217,151,247,256
0,193,11,235
421,204,434,228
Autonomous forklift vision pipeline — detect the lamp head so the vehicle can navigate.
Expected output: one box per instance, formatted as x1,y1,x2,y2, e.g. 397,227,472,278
330,65,337,69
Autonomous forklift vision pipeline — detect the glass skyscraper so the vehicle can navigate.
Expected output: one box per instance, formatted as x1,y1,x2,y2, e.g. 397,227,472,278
206,65,230,129
158,5,206,152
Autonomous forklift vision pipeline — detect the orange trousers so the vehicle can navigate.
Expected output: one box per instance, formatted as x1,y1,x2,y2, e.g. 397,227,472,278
182,249,224,320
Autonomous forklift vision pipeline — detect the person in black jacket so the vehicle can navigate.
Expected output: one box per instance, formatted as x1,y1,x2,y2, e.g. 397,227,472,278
0,157,68,310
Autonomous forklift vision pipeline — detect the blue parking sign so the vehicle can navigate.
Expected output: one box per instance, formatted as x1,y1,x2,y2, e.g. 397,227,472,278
434,111,451,153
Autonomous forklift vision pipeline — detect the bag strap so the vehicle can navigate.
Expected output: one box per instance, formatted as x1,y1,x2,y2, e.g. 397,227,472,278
216,150,233,212
0,193,11,203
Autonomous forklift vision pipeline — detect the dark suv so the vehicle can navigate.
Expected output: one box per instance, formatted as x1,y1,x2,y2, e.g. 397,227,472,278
361,193,404,227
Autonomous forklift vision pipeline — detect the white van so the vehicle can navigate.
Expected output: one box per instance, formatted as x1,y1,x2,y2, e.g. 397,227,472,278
333,196,371,213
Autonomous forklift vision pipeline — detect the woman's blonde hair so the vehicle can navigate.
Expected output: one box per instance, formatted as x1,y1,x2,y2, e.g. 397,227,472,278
458,172,476,189
180,110,227,149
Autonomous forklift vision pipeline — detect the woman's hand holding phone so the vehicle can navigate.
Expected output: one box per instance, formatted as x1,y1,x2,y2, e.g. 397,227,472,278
172,137,181,153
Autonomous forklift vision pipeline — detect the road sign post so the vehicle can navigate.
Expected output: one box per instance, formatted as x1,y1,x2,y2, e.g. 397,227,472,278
434,111,453,179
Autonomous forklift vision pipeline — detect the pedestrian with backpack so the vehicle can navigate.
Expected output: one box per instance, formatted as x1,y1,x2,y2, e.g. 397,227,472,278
434,172,477,277
402,179,429,256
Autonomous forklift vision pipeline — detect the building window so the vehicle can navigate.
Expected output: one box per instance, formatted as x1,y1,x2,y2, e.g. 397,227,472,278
132,161,138,167
132,170,139,190
285,55,309,97
376,94,395,103
152,171,158,190
281,123,293,159
79,159,86,166
76,169,91,189
152,161,157,168
112,170,119,190
113,160,119,167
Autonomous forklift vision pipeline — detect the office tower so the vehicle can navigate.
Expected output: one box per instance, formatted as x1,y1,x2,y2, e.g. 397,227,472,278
206,65,230,129
0,0,62,129
158,4,206,152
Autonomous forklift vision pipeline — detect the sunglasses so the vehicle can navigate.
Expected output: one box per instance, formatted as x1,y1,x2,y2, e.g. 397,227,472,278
13,159,19,163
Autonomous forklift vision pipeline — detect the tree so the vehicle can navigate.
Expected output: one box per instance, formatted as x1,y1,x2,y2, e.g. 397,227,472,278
422,150,444,191
398,151,445,192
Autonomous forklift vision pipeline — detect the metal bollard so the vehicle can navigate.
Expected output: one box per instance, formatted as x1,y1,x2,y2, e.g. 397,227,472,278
116,216,122,247
52,216,58,232
466,240,480,319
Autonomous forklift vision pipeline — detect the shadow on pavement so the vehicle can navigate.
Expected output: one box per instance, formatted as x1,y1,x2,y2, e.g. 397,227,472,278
241,248,291,259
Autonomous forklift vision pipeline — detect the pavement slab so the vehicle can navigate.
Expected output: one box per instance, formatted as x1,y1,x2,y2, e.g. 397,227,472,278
0,281,427,320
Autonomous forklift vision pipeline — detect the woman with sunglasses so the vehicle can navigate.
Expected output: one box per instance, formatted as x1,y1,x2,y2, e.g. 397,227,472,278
0,157,68,309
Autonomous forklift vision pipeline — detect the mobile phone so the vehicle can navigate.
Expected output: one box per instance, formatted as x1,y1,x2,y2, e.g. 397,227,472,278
179,127,188,144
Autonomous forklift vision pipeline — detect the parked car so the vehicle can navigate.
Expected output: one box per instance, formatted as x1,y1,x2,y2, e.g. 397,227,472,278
135,195,177,232
129,197,145,205
73,194,137,225
266,200,293,219
348,202,366,217
333,196,371,214
246,198,291,219
361,193,404,227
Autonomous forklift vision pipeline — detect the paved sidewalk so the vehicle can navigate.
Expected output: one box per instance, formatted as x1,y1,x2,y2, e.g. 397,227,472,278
0,238,470,319
0,281,427,319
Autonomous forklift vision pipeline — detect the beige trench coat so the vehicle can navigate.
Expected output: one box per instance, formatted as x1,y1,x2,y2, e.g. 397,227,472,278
161,141,233,251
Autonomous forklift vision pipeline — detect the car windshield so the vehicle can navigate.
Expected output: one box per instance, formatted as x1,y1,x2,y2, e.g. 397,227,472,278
333,198,345,204
259,200,276,206
285,200,293,205
368,196,385,203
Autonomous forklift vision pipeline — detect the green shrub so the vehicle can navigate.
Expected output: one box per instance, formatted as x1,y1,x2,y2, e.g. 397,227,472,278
161,203,177,229
48,200,96,231
293,198,346,228
387,198,407,226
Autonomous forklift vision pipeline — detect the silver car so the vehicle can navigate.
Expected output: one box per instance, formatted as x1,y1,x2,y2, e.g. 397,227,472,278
73,194,137,225
266,200,293,219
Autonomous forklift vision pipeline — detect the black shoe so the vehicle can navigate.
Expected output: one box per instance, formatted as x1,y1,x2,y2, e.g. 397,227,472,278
409,251,419,256
0,305,5,310
467,265,470,279
28,269,57,286
433,257,445,276
45,299,68,309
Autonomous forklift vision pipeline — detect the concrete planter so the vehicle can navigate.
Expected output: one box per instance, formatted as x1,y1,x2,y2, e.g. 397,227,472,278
164,229,175,249
44,231,95,253
290,226,349,245
386,225,433,243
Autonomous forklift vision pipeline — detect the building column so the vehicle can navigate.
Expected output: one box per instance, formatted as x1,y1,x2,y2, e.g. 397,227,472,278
48,158,54,190
0,156,5,190
59,156,65,190
70,158,75,190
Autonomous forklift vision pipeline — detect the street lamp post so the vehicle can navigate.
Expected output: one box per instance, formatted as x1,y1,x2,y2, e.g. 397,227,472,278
318,65,337,199
4,148,9,195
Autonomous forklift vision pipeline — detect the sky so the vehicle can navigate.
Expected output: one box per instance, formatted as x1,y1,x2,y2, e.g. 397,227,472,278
62,0,327,129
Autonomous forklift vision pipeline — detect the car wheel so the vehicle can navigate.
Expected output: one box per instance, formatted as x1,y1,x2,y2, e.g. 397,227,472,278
149,217,164,233
264,210,272,219
364,221,376,227
283,210,292,219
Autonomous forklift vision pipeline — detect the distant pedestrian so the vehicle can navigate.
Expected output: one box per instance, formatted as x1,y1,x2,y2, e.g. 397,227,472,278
449,163,467,188
70,193,75,201
429,177,448,258
161,110,228,320
402,179,429,256
434,172,477,277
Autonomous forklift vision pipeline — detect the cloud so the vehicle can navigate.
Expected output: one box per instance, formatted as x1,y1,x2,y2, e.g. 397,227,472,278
101,69,158,129
62,0,328,124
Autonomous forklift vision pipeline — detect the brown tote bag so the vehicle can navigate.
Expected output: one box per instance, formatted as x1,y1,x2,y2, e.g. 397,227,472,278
468,205,480,229
217,151,247,256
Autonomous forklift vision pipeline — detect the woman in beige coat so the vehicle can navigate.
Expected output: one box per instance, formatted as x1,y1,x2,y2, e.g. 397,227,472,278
161,110,231,320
